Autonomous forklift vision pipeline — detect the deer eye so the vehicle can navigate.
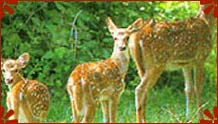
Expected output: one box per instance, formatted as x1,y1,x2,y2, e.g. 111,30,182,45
114,37,118,41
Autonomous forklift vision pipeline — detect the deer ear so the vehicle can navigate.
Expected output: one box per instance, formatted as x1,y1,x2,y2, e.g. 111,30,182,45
17,53,30,68
127,18,144,33
106,17,117,33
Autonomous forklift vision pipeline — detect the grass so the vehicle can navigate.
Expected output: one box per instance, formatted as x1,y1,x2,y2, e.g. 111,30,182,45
45,80,216,123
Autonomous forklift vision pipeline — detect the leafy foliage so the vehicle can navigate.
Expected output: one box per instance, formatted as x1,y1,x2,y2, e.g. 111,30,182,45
1,2,216,122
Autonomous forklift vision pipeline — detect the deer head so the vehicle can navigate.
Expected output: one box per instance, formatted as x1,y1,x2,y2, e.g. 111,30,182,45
106,17,144,52
2,53,30,85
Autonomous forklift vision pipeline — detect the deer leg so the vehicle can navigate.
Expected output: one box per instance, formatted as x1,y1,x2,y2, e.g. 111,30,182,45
8,95,19,121
67,86,82,122
135,65,164,123
82,101,97,122
72,101,81,122
82,85,97,122
6,95,12,118
110,95,120,122
101,101,110,122
183,67,194,121
129,38,145,78
194,63,205,119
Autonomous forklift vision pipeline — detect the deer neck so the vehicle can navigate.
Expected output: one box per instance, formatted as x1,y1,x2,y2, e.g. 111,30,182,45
8,73,26,90
111,47,130,76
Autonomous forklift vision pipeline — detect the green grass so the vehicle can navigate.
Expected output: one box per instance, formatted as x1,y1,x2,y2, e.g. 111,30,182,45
1,78,216,123
45,80,216,123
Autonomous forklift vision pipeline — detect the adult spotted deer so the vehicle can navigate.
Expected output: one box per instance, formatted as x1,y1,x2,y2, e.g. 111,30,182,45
127,5,214,122
67,17,143,122
1,53,50,122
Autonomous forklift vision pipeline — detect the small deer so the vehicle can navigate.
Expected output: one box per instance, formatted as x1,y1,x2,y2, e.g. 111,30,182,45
67,17,143,122
126,5,214,122
1,53,50,123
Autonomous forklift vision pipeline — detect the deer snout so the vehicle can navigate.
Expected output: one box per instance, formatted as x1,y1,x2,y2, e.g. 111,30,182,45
119,46,126,51
6,78,13,84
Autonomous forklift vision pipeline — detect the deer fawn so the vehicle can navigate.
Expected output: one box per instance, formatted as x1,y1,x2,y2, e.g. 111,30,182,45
1,53,50,122
126,5,214,122
67,17,143,122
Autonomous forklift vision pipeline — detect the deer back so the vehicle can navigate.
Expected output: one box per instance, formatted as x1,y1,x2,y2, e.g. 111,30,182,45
135,17,213,69
72,59,123,84
69,58,124,98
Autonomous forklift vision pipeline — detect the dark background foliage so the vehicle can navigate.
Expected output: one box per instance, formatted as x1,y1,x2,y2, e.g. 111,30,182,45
1,2,216,122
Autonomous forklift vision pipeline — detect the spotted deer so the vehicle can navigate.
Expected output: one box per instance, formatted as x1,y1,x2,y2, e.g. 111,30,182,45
67,18,143,122
1,53,50,122
126,5,214,122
